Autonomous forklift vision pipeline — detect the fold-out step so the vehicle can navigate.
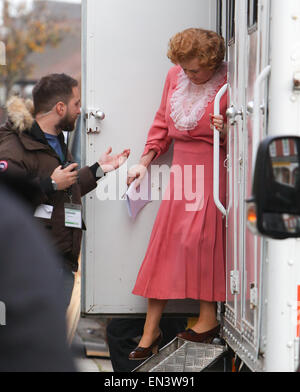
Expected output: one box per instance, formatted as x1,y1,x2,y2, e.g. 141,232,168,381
133,338,227,372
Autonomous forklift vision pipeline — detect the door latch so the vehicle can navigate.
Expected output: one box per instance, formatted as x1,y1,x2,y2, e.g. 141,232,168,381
86,109,106,134
247,101,266,115
226,106,243,125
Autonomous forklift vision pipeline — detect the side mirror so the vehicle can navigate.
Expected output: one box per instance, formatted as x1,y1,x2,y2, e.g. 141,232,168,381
249,136,300,239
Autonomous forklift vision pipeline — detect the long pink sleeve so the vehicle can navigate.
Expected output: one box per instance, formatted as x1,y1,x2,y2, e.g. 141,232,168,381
142,70,173,159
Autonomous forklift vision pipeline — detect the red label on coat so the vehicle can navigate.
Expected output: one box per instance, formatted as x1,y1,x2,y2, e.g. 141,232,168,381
0,161,8,172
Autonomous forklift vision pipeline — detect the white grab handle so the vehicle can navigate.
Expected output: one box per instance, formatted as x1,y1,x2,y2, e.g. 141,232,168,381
213,83,228,216
252,65,271,175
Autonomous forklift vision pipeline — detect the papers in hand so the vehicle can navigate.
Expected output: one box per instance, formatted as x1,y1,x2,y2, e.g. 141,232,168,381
126,171,152,220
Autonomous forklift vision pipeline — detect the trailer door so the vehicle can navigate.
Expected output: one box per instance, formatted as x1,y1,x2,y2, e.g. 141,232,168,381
223,0,270,368
82,0,217,314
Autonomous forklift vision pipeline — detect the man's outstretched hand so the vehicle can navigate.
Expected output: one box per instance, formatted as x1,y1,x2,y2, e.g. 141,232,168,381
98,147,130,173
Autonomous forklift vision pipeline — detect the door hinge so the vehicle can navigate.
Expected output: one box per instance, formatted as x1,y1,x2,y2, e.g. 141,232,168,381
250,283,258,310
230,270,240,295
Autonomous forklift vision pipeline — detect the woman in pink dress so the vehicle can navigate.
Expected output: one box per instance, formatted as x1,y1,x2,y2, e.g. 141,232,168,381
128,28,227,360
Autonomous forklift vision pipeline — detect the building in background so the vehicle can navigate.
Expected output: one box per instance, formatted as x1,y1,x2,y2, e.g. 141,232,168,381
0,0,81,123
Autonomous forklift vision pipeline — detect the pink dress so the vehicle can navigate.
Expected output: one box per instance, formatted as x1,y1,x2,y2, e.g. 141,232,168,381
132,63,227,302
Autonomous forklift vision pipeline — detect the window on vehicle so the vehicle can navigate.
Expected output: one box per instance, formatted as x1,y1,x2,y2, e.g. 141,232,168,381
270,141,277,158
248,0,258,31
227,0,235,45
216,0,223,36
282,139,290,157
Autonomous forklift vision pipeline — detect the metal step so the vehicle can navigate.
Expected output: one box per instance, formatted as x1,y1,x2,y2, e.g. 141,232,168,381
133,337,227,372
76,317,110,358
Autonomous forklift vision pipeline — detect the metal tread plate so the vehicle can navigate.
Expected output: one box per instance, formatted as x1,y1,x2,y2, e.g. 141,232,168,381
133,338,226,372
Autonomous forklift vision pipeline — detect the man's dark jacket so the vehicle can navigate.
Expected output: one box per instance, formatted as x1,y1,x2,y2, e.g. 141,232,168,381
0,97,98,271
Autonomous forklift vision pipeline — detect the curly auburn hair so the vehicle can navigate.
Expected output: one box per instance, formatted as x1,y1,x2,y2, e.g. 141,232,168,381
167,28,225,70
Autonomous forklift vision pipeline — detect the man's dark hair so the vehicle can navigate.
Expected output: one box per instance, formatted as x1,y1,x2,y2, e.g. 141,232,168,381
32,73,78,116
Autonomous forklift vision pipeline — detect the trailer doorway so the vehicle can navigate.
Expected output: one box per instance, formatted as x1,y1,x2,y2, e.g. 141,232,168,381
82,0,218,315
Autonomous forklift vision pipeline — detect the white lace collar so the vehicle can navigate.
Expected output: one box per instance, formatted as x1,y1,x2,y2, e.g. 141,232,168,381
170,62,227,131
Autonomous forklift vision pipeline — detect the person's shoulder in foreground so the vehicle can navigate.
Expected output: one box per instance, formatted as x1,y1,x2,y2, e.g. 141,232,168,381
0,173,76,372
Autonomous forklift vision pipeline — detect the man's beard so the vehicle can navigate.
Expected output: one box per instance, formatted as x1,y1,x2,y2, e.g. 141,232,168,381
55,113,77,133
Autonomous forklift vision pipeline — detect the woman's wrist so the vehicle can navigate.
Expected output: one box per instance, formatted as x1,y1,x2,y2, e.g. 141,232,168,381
140,149,157,168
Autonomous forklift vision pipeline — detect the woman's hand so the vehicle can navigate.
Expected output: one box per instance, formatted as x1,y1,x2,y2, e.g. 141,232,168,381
127,164,147,187
209,114,227,137
127,149,157,186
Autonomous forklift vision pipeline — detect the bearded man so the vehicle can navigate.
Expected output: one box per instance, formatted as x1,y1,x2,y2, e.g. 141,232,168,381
0,73,130,308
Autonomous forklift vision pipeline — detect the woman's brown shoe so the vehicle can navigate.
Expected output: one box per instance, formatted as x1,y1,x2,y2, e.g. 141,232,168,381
128,332,163,361
177,325,220,344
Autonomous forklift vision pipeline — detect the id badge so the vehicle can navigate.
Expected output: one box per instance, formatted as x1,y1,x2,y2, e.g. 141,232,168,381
64,203,82,229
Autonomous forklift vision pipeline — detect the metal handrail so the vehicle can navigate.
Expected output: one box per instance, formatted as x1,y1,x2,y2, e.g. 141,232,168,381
213,83,228,216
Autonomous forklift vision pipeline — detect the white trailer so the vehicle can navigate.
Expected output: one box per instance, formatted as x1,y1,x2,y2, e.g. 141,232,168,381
81,0,300,372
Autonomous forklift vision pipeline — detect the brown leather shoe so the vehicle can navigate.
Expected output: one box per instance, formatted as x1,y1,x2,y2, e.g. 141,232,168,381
177,325,220,343
128,332,163,361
